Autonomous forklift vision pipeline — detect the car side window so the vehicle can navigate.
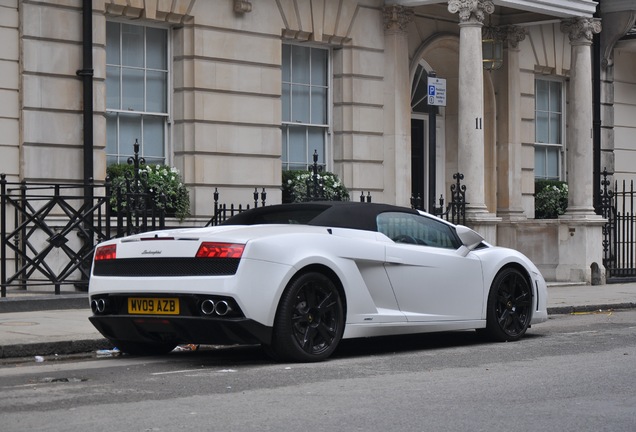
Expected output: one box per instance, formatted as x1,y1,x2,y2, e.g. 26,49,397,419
376,212,461,249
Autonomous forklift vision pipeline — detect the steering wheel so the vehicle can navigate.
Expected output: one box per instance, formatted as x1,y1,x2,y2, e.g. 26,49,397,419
393,235,418,244
393,235,429,246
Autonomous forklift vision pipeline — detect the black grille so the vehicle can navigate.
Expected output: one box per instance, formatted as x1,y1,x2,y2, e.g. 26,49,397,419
93,258,240,277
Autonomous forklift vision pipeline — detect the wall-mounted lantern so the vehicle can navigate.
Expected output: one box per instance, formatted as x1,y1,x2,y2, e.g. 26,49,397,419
482,25,503,71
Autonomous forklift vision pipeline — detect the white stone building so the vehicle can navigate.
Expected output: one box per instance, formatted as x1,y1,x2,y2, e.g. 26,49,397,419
1,0,636,283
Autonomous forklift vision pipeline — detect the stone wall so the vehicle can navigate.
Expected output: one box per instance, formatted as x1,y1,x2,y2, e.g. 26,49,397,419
0,0,19,181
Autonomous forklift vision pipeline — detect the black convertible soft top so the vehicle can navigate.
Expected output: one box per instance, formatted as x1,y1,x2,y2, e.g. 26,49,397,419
222,201,420,232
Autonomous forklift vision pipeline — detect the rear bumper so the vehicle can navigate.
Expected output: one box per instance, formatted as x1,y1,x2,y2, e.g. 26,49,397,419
89,315,272,347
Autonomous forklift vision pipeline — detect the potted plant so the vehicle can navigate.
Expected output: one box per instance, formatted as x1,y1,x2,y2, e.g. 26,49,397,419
107,163,190,221
534,180,568,219
282,170,350,203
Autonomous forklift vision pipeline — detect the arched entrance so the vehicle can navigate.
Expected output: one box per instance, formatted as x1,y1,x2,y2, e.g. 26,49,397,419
411,34,497,214
410,36,458,212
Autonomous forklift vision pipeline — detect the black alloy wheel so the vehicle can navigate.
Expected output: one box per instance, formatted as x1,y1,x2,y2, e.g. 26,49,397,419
269,272,344,362
483,267,532,342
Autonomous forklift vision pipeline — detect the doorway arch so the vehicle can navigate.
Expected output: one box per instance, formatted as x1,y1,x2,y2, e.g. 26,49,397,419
410,33,497,213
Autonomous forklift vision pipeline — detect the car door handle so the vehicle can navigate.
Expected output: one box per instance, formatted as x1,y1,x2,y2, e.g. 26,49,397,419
386,257,404,264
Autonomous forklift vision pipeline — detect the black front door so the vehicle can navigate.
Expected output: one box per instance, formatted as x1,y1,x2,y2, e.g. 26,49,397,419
411,119,425,209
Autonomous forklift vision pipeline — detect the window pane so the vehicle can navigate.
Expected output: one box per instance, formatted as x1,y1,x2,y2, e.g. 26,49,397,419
291,84,310,123
549,113,561,144
311,48,327,86
534,148,545,179
291,46,310,84
311,87,327,124
143,116,165,159
106,66,120,109
282,127,289,168
549,81,561,112
282,44,291,83
119,113,142,154
106,22,120,65
535,111,548,143
146,70,167,113
121,24,144,67
122,68,145,111
288,126,306,166
106,112,118,156
308,128,324,163
535,80,548,110
146,28,167,70
547,147,559,179
411,69,429,114
282,83,291,122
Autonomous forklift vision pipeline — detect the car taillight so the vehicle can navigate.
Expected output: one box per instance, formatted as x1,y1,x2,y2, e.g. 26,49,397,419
94,244,117,261
196,242,244,258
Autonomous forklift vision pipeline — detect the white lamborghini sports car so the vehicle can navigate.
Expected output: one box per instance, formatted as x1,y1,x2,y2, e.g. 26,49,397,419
88,201,548,362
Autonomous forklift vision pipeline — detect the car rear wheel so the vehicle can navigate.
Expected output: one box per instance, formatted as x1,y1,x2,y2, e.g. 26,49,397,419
109,340,176,356
269,272,344,362
483,267,532,342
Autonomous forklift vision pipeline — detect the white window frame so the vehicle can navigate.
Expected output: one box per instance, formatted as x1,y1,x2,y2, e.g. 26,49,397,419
105,20,172,166
534,77,566,181
281,42,332,171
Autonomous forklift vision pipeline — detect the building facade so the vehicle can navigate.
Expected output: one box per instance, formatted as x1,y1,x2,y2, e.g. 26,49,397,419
1,0,636,283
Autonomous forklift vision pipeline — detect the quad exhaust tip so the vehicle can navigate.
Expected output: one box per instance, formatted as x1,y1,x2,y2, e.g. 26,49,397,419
200,299,232,316
91,298,108,314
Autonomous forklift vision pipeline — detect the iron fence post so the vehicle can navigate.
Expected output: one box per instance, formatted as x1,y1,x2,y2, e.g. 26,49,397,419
1,174,5,297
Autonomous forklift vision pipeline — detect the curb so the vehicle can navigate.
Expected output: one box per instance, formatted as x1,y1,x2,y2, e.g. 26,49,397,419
1,301,634,361
0,295,88,313
0,338,112,360
547,302,636,315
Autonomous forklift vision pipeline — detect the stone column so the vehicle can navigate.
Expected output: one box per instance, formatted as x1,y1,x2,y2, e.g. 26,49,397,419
555,17,605,284
448,0,493,215
448,0,499,242
496,25,527,221
383,5,413,207
560,17,602,218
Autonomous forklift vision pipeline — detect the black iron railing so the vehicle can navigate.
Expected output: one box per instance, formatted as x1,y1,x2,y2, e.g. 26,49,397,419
0,144,167,296
206,188,267,226
110,141,166,237
0,176,112,295
412,172,467,226
600,169,636,281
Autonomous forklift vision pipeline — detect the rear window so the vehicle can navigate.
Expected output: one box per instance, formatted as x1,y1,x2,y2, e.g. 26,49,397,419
222,206,329,226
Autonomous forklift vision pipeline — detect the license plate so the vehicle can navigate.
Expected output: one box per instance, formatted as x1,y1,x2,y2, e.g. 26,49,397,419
128,298,180,315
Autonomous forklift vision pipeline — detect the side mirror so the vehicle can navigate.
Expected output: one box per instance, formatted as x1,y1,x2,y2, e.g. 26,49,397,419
456,225,484,253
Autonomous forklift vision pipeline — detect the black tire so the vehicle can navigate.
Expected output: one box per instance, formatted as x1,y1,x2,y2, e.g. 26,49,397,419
483,267,532,342
268,272,344,362
110,340,176,356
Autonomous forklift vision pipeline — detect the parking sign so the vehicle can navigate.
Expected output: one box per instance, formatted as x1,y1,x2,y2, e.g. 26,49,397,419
427,77,446,106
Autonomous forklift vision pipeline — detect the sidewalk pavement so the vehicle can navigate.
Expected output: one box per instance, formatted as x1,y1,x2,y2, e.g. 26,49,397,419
1,283,635,360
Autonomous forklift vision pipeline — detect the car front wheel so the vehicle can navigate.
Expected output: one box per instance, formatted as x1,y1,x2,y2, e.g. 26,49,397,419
483,267,532,342
269,272,344,362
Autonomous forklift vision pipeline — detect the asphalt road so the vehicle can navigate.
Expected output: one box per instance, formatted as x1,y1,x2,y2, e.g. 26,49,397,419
1,310,635,432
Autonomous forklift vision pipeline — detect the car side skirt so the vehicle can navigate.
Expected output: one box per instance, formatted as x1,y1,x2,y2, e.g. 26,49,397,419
342,320,486,339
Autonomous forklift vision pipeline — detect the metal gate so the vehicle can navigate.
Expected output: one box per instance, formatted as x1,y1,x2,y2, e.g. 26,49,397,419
601,169,636,281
